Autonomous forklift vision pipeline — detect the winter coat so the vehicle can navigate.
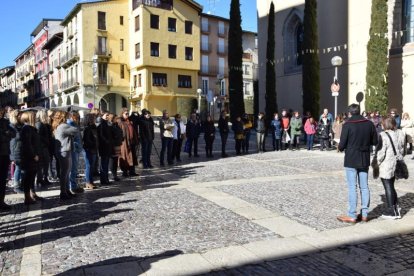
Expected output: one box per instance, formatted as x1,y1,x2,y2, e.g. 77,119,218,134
186,120,201,139
36,122,52,164
83,125,98,154
98,120,113,157
67,120,83,154
242,118,253,135
304,119,317,135
270,119,282,139
119,118,139,167
173,120,186,140
332,121,343,141
20,124,40,170
232,120,244,140
317,118,331,139
290,117,303,136
54,123,79,154
159,117,174,138
204,121,216,139
256,118,266,134
338,115,378,169
401,119,414,144
370,116,382,134
139,117,155,142
377,130,403,179
218,116,229,134
111,123,123,157
281,116,290,130
0,117,15,156
9,123,22,163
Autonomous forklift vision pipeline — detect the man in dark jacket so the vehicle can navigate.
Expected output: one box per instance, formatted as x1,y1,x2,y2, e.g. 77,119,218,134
139,110,155,169
218,111,229,157
186,113,201,157
98,112,113,185
337,104,378,223
0,108,16,210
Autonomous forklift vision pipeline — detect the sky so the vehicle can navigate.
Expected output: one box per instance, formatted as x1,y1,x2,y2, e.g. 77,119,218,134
0,0,257,69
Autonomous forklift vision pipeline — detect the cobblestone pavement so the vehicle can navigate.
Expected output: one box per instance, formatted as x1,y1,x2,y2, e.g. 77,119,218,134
1,131,414,275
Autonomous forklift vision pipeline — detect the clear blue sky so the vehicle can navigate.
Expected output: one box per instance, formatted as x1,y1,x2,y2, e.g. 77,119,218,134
0,0,257,69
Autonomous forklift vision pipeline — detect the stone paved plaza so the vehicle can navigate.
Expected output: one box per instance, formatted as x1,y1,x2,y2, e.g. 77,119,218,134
1,134,414,275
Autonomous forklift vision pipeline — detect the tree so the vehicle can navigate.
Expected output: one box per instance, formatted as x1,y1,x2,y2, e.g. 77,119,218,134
302,0,320,118
228,0,245,121
365,0,388,114
265,1,277,126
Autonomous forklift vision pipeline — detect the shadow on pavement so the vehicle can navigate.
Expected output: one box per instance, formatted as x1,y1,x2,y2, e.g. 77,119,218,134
56,250,183,276
369,192,414,220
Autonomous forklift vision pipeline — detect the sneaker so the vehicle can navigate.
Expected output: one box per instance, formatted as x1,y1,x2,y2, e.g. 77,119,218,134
84,183,96,190
380,214,399,220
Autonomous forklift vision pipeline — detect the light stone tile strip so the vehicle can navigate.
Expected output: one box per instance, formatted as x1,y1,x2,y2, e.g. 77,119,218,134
186,187,317,237
19,192,43,276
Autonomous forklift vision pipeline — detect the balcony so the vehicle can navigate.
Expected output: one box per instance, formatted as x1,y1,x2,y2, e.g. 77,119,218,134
199,65,228,77
61,48,79,68
132,0,173,11
96,77,113,86
201,43,212,53
94,48,112,58
61,79,80,93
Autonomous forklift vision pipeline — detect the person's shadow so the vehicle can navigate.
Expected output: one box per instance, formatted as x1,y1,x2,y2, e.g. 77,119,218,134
369,192,414,219
56,250,183,275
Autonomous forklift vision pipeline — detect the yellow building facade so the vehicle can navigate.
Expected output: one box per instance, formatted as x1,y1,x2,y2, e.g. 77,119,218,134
55,0,130,113
129,0,202,116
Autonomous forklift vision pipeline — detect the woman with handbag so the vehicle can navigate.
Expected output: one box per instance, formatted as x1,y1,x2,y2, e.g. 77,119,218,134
376,116,404,219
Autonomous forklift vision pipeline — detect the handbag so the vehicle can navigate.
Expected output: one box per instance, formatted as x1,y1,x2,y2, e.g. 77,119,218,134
385,132,409,180
371,155,380,179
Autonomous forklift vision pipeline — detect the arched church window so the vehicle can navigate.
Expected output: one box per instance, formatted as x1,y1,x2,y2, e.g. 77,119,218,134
283,9,303,74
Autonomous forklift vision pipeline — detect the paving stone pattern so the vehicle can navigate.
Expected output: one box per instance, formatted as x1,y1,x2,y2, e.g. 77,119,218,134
40,188,276,274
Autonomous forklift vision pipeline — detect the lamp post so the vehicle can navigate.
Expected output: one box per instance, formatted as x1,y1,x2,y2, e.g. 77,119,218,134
213,95,217,121
197,88,202,114
331,56,342,119
92,55,98,108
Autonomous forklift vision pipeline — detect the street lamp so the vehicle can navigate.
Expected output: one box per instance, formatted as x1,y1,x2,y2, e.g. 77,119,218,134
92,55,98,108
331,56,342,119
213,95,217,120
196,88,202,113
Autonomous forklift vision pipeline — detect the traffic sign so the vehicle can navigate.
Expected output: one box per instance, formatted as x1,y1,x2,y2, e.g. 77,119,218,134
331,82,340,93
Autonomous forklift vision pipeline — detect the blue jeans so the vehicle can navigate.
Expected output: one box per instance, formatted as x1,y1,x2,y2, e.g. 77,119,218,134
345,167,370,219
84,151,96,184
160,137,173,164
100,155,110,184
306,134,314,150
69,151,81,190
13,164,22,188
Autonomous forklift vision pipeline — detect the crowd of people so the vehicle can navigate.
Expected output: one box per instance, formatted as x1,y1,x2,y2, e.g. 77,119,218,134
0,104,411,218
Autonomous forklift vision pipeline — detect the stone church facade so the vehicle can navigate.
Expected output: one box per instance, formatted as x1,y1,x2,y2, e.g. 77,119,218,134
257,0,414,116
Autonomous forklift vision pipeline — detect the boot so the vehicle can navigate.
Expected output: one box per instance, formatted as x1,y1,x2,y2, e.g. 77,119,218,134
394,205,402,219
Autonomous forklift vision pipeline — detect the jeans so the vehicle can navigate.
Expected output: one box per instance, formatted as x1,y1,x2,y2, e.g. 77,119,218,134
256,132,266,152
69,150,80,190
13,163,22,189
100,155,110,184
160,137,173,164
242,132,251,153
188,137,199,156
345,167,370,219
58,151,72,196
172,138,183,161
306,134,314,150
84,151,96,184
141,140,153,168
272,135,281,151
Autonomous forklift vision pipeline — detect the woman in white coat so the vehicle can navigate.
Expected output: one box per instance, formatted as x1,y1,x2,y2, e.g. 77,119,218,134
376,116,404,219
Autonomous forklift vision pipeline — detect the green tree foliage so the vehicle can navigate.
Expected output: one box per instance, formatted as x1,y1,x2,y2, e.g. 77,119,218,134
265,2,277,125
302,0,320,118
365,0,388,114
228,0,245,120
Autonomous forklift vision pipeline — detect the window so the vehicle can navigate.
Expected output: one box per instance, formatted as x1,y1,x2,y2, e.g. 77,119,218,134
201,17,209,32
135,15,140,31
120,39,124,51
218,38,225,54
244,82,251,95
218,57,225,75
120,64,125,79
201,55,209,73
178,75,192,88
403,0,414,43
120,16,124,25
133,75,137,88
138,74,142,87
185,47,193,60
135,43,140,59
168,44,177,59
220,79,226,96
152,73,167,86
98,63,107,84
283,9,303,73
185,21,193,34
151,42,159,57
150,14,159,29
218,21,225,35
202,78,209,95
98,11,106,30
244,64,250,75
201,35,209,51
168,17,176,32
97,36,107,55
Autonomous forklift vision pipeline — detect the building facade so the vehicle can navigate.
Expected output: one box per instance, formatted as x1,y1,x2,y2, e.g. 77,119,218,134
0,66,17,107
242,31,258,114
31,19,63,108
14,45,35,108
129,0,202,116
53,0,130,113
257,0,414,116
